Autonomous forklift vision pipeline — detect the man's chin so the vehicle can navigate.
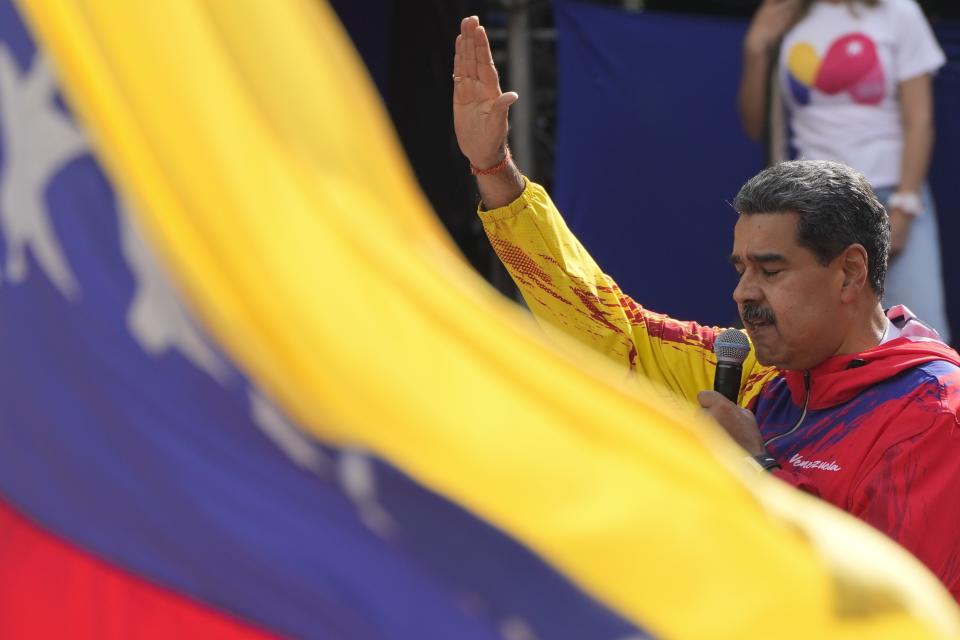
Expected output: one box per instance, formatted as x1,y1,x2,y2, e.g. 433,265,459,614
753,348,775,367
757,351,783,369
754,347,798,370
749,336,783,368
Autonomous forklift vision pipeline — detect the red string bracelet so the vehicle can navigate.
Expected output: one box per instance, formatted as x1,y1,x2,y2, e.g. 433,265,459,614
470,146,511,176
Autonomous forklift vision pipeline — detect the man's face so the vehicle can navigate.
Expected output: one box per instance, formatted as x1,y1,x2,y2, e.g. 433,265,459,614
730,212,847,370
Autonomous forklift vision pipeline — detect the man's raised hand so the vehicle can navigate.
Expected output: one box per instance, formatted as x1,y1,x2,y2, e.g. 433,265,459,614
453,16,519,170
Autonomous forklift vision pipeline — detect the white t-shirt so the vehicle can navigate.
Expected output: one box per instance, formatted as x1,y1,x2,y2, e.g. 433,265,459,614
778,0,945,187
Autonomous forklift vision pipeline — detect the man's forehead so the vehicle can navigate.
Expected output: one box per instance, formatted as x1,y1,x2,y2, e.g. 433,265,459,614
732,212,801,255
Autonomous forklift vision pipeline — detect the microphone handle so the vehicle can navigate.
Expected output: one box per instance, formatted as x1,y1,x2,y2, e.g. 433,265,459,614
714,361,743,404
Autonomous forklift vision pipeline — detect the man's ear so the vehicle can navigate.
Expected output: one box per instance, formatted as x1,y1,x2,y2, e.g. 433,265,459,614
838,243,869,303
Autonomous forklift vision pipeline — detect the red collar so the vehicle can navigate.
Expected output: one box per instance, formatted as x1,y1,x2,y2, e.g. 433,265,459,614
781,306,959,409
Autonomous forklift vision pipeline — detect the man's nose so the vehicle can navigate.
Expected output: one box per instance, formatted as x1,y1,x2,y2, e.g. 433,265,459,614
732,273,760,306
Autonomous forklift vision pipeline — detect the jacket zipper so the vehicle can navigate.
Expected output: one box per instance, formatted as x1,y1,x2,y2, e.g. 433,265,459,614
763,370,810,448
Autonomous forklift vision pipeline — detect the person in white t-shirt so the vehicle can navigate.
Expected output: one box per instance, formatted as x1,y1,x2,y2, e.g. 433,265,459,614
738,0,950,341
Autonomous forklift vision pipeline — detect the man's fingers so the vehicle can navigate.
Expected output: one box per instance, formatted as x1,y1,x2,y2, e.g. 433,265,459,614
453,34,462,77
475,26,500,87
453,35,469,101
491,92,519,116
475,25,494,65
697,390,727,408
462,16,478,80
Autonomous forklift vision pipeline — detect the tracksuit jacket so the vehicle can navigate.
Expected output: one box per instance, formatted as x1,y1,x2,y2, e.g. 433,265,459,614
479,180,960,600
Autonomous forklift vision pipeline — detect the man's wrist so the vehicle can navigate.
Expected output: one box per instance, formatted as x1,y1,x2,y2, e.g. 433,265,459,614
471,145,512,176
469,145,509,173
747,452,781,472
475,162,524,210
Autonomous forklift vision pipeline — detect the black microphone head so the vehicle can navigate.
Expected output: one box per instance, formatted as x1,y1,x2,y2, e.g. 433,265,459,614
714,328,750,365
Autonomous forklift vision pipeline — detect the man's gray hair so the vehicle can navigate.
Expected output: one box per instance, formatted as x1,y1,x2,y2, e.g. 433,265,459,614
733,160,890,298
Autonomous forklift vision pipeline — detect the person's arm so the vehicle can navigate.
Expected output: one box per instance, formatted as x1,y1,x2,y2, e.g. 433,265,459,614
452,17,776,404
888,74,935,258
479,182,782,404
737,0,800,141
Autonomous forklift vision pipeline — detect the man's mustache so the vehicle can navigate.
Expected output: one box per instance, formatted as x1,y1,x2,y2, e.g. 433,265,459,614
742,303,776,326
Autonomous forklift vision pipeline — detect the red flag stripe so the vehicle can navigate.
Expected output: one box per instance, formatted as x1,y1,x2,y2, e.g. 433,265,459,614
0,497,278,639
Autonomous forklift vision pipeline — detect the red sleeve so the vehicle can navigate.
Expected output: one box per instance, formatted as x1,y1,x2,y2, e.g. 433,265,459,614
849,415,960,602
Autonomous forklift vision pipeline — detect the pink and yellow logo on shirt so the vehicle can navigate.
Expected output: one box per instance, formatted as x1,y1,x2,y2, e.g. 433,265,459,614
786,32,885,106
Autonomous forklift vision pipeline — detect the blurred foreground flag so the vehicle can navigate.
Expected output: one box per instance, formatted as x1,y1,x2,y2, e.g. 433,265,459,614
1,1,959,638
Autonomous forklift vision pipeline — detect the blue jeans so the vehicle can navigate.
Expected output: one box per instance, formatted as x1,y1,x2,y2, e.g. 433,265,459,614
875,184,951,343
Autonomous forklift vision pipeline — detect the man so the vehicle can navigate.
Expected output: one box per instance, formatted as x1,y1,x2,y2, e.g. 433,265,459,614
453,16,960,599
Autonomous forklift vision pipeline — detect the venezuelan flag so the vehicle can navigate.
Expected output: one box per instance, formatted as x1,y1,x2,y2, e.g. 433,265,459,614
0,1,957,638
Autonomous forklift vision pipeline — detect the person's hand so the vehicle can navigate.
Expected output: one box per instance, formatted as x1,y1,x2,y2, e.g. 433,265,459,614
744,0,800,55
453,16,519,170
697,391,766,456
888,207,914,260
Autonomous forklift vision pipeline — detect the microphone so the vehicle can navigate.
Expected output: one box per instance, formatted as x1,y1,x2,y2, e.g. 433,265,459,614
713,328,750,404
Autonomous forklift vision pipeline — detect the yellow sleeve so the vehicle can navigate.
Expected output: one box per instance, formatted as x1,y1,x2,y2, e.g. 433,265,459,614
479,179,775,406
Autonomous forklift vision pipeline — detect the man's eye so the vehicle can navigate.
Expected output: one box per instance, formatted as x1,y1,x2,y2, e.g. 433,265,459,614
761,269,782,277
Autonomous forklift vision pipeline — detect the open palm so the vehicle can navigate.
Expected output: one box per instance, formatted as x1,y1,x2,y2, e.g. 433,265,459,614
453,16,518,169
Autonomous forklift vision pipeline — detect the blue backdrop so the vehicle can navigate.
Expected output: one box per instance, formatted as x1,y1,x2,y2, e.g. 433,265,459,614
555,1,960,340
